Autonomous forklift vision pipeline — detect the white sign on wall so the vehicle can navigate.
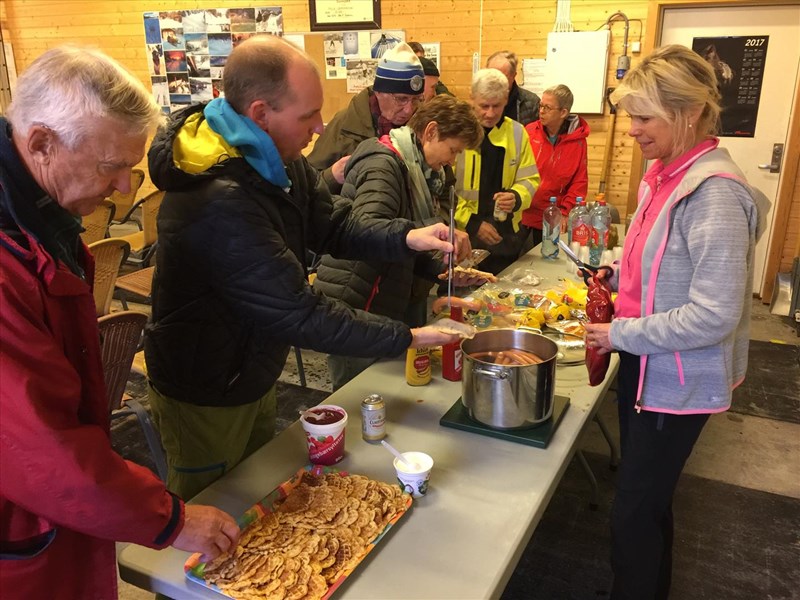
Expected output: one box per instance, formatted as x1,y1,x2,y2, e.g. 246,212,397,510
544,30,610,114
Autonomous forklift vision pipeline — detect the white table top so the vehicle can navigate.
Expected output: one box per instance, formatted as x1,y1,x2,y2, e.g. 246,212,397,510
118,249,618,600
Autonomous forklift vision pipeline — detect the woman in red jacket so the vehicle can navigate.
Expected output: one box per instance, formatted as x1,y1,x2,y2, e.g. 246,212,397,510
520,84,590,251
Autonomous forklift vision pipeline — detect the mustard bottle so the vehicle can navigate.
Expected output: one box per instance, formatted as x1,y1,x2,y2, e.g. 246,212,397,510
406,347,432,385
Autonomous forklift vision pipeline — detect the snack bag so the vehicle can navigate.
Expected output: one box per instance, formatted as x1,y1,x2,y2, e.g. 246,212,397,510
585,274,614,386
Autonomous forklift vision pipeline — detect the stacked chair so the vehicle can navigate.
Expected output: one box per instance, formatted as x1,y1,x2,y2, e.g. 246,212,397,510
80,199,116,245
80,171,169,481
108,168,146,228
113,189,164,268
97,311,167,481
113,189,164,309
87,238,130,317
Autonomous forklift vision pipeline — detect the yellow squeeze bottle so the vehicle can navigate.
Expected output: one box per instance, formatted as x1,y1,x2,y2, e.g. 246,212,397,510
406,347,432,386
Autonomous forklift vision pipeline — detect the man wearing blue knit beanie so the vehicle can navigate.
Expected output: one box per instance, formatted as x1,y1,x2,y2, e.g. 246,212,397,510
309,42,424,193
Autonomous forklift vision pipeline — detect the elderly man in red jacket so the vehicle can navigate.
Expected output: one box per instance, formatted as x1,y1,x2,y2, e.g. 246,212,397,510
0,46,239,599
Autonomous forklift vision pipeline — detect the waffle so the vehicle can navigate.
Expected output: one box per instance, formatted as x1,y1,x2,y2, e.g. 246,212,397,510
203,472,409,600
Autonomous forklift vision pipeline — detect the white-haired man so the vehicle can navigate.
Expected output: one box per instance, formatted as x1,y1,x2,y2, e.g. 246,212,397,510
486,50,541,126
0,46,240,599
454,68,540,274
145,35,466,502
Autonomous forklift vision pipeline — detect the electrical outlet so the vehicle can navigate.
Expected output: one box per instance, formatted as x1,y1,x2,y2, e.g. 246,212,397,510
631,41,642,53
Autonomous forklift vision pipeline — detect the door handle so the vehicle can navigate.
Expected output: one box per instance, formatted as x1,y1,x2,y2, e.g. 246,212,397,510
758,143,784,174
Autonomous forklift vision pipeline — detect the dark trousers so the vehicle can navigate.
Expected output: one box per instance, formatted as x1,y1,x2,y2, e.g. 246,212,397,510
471,223,529,275
519,225,543,256
611,352,710,600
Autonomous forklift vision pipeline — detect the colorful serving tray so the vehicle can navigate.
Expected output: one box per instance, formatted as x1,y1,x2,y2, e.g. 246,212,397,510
184,464,413,599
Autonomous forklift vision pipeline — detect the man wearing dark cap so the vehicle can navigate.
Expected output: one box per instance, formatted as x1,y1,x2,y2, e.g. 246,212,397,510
308,42,424,193
486,50,540,126
419,56,453,100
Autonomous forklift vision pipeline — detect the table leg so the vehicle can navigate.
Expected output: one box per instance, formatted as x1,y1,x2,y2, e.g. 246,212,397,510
575,449,599,510
595,413,620,470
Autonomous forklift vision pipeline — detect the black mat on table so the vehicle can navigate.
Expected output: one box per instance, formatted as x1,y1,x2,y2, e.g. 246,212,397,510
731,340,800,424
501,450,800,600
111,373,329,475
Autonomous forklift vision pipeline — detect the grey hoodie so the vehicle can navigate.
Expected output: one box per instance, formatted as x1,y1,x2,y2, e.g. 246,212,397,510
609,147,770,413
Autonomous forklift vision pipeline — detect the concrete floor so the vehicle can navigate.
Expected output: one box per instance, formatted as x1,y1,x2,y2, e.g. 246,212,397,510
582,300,800,501
117,298,799,599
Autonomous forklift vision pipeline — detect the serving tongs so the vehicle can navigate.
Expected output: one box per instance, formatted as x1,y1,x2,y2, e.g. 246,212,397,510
447,186,455,312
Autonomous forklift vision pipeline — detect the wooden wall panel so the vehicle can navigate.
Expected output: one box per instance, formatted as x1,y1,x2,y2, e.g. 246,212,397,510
1,0,647,214
1,0,797,270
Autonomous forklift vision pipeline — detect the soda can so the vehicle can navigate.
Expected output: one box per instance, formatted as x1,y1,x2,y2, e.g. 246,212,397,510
361,394,386,441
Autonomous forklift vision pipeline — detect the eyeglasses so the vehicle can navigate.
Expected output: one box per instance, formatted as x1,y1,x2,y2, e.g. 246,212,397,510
391,94,423,107
539,104,561,113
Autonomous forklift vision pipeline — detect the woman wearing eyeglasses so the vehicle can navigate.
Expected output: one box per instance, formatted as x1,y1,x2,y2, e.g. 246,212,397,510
520,84,590,251
314,95,484,390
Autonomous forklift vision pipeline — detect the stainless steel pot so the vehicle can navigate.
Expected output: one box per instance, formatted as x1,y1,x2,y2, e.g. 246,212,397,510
461,329,558,430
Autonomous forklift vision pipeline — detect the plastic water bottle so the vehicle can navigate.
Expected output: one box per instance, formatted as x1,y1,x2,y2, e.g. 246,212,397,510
541,196,561,260
589,198,611,267
567,197,591,247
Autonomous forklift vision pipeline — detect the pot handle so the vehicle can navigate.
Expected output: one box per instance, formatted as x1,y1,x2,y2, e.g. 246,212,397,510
473,367,510,379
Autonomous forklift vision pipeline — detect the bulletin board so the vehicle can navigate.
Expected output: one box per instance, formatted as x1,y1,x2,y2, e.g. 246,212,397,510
143,7,285,114
143,6,403,123
304,34,352,123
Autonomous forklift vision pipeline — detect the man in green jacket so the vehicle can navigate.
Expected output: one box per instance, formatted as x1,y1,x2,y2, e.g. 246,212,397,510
307,42,424,194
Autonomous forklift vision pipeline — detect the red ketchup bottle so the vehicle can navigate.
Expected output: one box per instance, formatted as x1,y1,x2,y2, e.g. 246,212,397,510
442,306,464,381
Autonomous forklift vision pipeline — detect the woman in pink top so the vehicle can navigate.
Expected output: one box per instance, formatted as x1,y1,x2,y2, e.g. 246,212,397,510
584,46,767,599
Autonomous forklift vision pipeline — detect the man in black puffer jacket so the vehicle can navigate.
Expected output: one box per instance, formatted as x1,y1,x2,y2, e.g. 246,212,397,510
145,36,464,500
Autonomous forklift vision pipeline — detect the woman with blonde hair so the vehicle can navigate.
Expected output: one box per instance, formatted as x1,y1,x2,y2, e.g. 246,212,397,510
583,44,769,599
315,94,485,389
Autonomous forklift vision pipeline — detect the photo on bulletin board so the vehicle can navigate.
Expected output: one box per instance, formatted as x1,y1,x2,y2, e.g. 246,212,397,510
346,58,378,93
421,42,440,70
692,35,768,137
343,31,359,55
187,53,211,77
151,76,169,106
185,33,209,54
370,31,402,58
147,44,163,75
256,7,284,34
144,8,284,112
325,56,348,80
181,10,206,33
324,33,343,57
